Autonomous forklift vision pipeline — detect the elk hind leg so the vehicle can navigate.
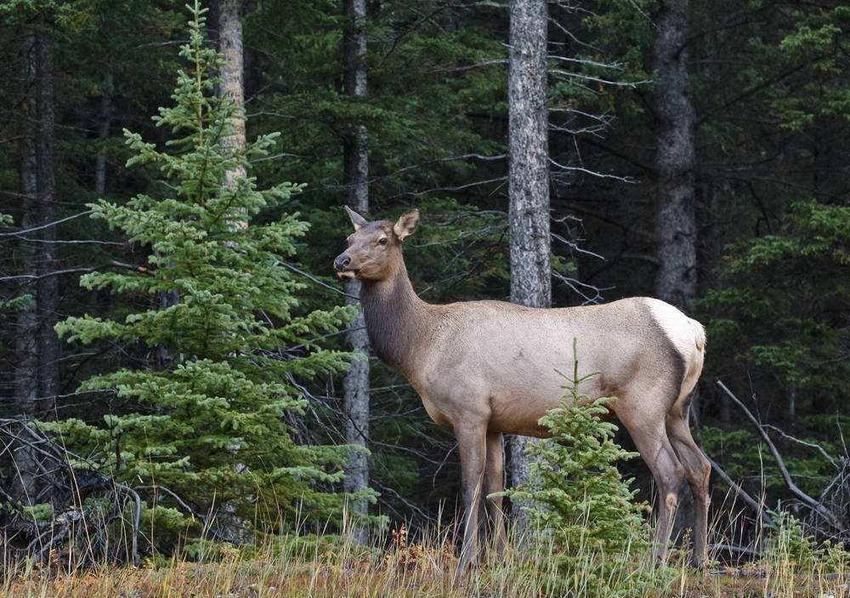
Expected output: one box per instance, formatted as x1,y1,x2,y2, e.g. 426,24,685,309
666,406,711,567
619,412,685,563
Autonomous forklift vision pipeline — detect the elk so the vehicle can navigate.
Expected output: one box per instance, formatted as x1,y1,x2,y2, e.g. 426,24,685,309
334,207,711,568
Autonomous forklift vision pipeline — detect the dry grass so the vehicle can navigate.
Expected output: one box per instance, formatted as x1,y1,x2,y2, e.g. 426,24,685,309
3,520,848,598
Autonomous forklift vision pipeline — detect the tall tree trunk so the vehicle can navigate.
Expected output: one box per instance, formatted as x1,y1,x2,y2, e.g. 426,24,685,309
35,34,59,406
214,0,252,544
12,31,58,504
94,74,113,197
342,0,371,543
652,0,697,544
507,0,550,529
14,34,40,418
653,0,696,309
218,0,247,191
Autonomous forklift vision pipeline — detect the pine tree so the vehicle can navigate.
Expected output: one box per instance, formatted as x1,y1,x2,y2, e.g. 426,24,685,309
51,1,369,546
501,341,659,595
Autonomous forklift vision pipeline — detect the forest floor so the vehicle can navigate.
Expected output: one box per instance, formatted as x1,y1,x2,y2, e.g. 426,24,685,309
3,561,846,597
3,537,848,597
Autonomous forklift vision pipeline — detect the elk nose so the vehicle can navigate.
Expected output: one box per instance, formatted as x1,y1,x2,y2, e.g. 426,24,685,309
334,254,351,271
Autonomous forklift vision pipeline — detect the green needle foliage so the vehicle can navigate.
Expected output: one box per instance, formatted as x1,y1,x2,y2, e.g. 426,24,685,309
502,341,663,596
52,1,365,548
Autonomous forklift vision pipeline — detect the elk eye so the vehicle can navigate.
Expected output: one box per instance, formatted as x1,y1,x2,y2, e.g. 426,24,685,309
378,237,388,246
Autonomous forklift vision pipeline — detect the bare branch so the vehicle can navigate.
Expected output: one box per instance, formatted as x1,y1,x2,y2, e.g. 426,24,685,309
550,69,650,88
0,267,97,282
434,59,507,73
0,210,93,238
716,379,844,532
8,236,124,246
551,270,610,305
708,456,773,527
279,261,359,300
549,158,635,182
548,55,623,70
405,176,508,198
763,424,838,469
550,232,605,260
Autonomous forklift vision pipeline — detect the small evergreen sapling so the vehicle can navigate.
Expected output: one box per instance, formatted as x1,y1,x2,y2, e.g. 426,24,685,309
501,340,662,595
52,1,369,547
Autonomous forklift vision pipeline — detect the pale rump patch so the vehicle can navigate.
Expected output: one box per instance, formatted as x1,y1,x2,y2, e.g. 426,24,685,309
644,298,706,405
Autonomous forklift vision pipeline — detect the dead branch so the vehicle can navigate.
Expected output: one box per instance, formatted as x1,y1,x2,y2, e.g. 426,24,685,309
279,261,359,300
548,158,635,182
0,418,140,567
116,483,141,566
405,176,508,198
708,456,774,527
762,424,838,469
716,380,845,533
0,210,93,238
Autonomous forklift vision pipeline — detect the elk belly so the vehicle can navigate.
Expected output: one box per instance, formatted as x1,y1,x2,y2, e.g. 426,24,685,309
420,394,451,427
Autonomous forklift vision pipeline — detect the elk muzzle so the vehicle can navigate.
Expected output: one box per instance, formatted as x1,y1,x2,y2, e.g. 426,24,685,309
334,253,356,278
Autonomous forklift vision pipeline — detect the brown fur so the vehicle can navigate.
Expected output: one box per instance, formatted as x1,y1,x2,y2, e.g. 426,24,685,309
334,209,712,568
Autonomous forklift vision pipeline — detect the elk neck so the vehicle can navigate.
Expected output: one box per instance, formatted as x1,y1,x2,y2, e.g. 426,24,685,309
358,253,432,374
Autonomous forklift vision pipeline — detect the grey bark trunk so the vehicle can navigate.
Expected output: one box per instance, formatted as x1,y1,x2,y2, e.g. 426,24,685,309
342,0,371,543
215,0,252,545
653,0,696,310
652,0,697,544
218,0,247,192
507,0,550,530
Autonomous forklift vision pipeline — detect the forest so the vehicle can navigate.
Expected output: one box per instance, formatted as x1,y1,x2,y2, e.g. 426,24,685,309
1,0,849,596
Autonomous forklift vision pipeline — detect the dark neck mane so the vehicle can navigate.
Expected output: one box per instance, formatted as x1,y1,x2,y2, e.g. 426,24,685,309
359,257,429,373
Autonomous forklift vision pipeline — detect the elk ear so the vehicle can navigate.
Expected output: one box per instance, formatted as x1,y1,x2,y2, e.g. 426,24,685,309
344,205,368,231
393,209,420,242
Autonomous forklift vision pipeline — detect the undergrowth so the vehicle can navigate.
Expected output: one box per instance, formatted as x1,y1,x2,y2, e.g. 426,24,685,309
3,520,849,598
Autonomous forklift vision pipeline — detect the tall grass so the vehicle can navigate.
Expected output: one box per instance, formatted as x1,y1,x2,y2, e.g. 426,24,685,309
3,509,848,598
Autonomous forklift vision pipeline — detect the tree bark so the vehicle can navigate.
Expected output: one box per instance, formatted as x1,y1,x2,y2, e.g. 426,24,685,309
653,0,696,310
12,30,59,504
94,74,113,197
342,0,371,543
14,34,40,417
507,0,550,527
14,32,59,409
35,34,59,405
218,0,247,192
652,0,697,544
213,0,252,545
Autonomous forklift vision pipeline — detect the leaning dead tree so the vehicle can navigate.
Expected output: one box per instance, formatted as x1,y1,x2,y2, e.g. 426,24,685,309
0,417,235,569
0,419,141,567
712,380,849,544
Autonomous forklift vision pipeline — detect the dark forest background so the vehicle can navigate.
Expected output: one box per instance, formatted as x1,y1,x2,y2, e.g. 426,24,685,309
1,0,848,551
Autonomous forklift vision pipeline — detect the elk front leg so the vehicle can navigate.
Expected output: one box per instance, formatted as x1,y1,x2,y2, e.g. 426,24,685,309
485,431,506,555
456,422,487,571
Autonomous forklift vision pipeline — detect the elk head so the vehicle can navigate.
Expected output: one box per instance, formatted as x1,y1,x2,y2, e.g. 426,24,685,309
333,207,419,281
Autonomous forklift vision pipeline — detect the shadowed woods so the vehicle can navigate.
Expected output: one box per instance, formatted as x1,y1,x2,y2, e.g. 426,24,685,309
2,0,850,594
